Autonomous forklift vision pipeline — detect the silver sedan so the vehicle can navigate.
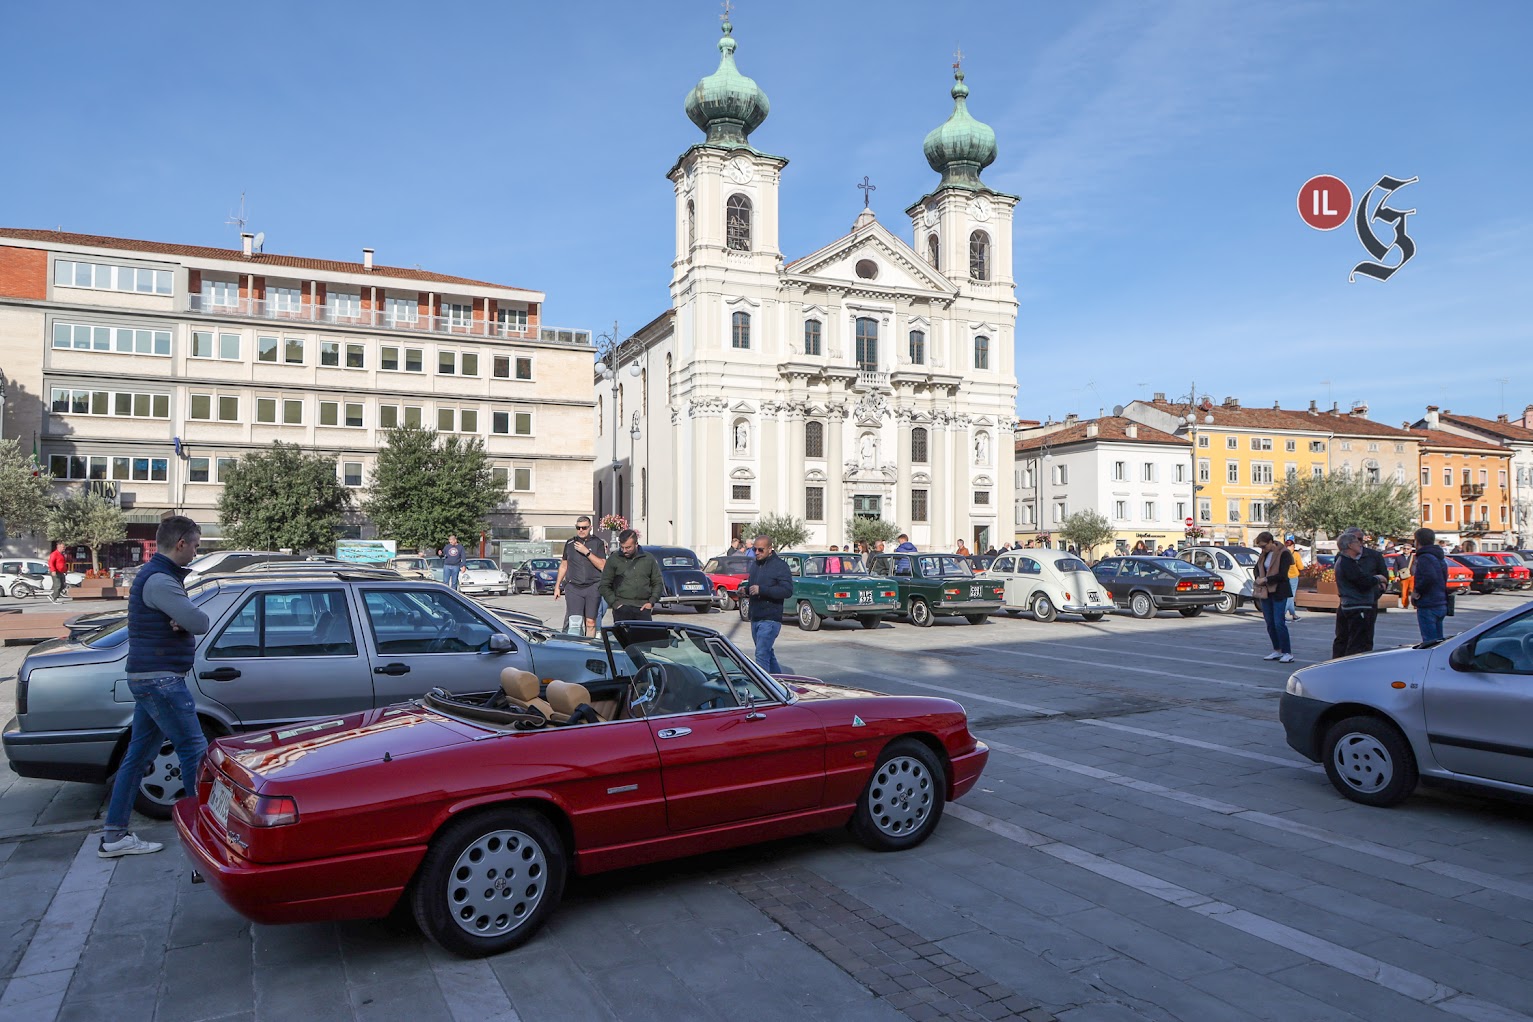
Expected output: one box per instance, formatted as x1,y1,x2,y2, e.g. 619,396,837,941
1280,601,1533,806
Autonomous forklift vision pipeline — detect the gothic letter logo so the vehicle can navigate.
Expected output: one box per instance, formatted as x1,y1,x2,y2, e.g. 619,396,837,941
1350,175,1418,282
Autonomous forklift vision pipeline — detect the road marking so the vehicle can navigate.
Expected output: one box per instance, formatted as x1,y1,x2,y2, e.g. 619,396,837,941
791,654,1063,716
1023,635,1264,672
973,647,1270,691
0,834,117,1022
947,803,1533,1022
980,735,1533,903
1076,717,1318,768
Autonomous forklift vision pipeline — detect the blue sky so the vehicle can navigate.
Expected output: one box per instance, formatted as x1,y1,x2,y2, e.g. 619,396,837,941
3,0,1528,428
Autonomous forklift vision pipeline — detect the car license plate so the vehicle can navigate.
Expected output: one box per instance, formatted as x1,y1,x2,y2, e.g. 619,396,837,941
969,585,982,598
1089,591,1100,600
684,583,703,591
859,591,873,605
209,778,232,829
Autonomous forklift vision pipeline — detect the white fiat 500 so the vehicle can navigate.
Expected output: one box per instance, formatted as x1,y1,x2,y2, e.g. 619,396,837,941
1281,601,1533,807
982,549,1115,622
1179,546,1256,613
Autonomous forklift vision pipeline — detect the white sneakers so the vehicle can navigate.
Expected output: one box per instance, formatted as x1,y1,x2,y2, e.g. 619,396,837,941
98,833,163,858
1279,654,1294,663
1263,651,1283,660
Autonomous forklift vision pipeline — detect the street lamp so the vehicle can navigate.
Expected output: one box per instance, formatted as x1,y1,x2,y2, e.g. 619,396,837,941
1184,407,1213,546
594,322,643,522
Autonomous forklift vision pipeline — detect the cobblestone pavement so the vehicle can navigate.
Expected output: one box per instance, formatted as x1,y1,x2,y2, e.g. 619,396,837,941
2,590,1531,1021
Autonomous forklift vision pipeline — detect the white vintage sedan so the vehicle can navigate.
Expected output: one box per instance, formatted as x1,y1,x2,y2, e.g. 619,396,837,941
456,557,510,596
0,558,84,598
1179,546,1256,613
981,549,1115,622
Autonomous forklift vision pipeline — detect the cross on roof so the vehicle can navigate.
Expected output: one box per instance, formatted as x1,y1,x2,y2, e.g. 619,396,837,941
858,175,876,209
720,0,732,23
953,45,964,71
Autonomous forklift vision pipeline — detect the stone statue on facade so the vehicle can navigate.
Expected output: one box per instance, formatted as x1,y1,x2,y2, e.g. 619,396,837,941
734,421,750,455
974,432,989,465
859,432,878,469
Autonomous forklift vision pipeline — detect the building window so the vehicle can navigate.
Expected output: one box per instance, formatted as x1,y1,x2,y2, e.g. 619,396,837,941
1285,439,1297,452
1144,501,1157,520
50,388,168,419
345,403,364,428
439,351,456,375
732,484,752,501
342,462,364,487
1174,501,1186,522
806,486,825,521
1198,499,1211,522
329,292,360,320
496,307,529,334
911,427,929,464
1112,461,1126,481
257,335,279,363
912,489,929,522
284,337,304,364
460,409,478,433
270,287,302,315
1227,499,1242,522
203,279,238,307
1422,503,1431,521
1499,469,1508,488
346,343,365,369
1364,461,1381,485
405,348,423,372
513,466,533,491
726,194,752,251
1252,462,1274,484
1250,500,1269,523
855,317,878,370
805,421,824,458
442,302,472,330
1197,435,1210,448
380,346,399,371
1310,440,1326,453
1313,465,1325,479
1368,442,1379,452
1250,437,1273,451
908,329,925,365
1226,436,1238,449
803,320,822,356
54,259,172,296
492,411,534,436
1444,504,1454,522
1286,463,1298,480
386,297,418,326
1054,501,1067,524
1053,464,1068,485
52,322,172,357
320,341,341,367
379,405,399,429
1197,459,1210,482
283,399,303,425
1340,440,1352,451
1142,462,1156,482
256,398,276,423
975,490,990,505
731,311,751,349
1227,461,1239,483
1114,500,1128,520
1174,463,1186,483
1421,467,1431,486
438,408,456,432
188,457,210,483
969,231,990,280
319,401,340,426
686,200,696,248
926,234,939,268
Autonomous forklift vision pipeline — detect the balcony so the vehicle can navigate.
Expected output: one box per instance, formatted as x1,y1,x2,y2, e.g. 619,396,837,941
853,368,890,392
186,295,590,346
1462,519,1492,536
1460,483,1486,499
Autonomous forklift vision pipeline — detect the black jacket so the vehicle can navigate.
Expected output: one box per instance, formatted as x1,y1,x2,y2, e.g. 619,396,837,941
746,553,795,621
1411,544,1448,610
1336,548,1387,609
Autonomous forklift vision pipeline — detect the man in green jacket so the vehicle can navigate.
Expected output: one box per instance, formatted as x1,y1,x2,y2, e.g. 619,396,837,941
599,529,663,622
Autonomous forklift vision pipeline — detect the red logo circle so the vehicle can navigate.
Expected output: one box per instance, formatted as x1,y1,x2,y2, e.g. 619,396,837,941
1298,175,1352,231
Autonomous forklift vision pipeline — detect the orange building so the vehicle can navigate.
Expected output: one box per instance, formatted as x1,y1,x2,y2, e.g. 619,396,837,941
1410,428,1513,551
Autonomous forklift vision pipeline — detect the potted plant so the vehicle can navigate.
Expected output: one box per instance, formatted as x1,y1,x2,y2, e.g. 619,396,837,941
599,514,629,546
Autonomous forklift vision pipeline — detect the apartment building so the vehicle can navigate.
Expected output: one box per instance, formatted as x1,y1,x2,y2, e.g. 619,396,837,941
1013,416,1189,551
0,229,593,559
1410,422,1513,551
1417,407,1533,547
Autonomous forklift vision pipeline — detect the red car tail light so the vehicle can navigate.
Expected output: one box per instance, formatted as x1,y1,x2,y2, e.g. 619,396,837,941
229,789,300,828
944,588,960,595
833,591,850,599
1063,591,1072,601
1214,579,1225,590
881,590,896,598
1176,581,1194,591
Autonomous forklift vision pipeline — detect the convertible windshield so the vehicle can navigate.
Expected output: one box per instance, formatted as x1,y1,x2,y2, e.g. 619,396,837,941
917,555,974,578
609,623,781,714
801,555,866,575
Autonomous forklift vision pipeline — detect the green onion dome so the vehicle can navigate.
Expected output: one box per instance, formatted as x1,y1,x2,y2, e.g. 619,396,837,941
922,68,997,190
684,18,770,147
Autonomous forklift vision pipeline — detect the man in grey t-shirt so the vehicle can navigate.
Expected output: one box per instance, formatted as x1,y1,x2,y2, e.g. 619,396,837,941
554,516,607,636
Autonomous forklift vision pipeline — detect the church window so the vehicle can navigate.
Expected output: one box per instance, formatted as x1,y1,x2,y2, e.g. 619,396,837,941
726,194,752,251
908,329,925,365
855,317,878,371
926,233,939,268
803,320,822,355
731,311,751,349
974,335,990,370
911,427,929,464
854,259,878,280
969,231,990,280
805,420,824,458
686,200,695,249
805,486,824,522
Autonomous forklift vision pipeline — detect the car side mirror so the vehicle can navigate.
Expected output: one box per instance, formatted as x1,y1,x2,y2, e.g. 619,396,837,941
488,633,513,653
1448,642,1474,671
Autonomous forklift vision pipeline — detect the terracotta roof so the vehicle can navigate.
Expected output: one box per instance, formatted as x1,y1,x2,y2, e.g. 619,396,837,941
1015,416,1187,453
1307,410,1418,439
1439,412,1533,444
0,228,534,293
1407,428,1511,454
1142,399,1415,438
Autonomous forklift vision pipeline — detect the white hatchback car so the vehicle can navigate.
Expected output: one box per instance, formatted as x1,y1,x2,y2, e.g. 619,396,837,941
1179,546,1256,613
457,557,510,596
0,558,85,599
982,549,1115,622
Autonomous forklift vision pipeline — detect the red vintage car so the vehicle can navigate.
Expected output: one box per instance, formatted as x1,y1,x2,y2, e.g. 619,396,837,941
701,553,753,608
1445,559,1474,593
1479,551,1532,589
175,621,988,957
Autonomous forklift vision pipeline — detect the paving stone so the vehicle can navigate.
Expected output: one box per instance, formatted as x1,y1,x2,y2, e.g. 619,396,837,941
1184,965,1364,1022
489,942,617,1020
156,935,255,1022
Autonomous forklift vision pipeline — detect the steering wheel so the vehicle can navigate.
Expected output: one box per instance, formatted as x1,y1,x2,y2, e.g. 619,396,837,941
425,617,459,653
629,663,667,717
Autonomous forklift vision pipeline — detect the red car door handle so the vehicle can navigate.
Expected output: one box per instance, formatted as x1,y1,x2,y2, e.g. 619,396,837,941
657,727,691,739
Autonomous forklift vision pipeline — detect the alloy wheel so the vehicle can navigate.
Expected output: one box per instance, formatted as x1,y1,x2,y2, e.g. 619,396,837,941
445,828,549,939
866,755,933,838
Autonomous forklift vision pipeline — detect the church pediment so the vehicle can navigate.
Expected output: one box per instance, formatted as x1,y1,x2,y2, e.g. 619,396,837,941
784,220,954,294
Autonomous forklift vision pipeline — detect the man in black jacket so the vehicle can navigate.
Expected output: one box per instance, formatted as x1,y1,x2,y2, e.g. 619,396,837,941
746,535,794,674
1333,529,1388,658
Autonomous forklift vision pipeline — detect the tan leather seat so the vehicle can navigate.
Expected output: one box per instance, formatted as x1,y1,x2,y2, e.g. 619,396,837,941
499,668,554,719
546,680,604,724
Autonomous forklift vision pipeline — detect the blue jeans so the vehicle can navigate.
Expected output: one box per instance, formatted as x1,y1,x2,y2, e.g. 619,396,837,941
751,619,783,675
1417,606,1446,643
1259,598,1291,654
1285,596,1297,619
104,675,207,834
443,565,461,589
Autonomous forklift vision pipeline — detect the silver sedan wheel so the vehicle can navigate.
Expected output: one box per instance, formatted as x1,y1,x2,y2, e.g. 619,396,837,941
447,828,549,938
1331,731,1394,796
866,755,934,838
139,741,189,807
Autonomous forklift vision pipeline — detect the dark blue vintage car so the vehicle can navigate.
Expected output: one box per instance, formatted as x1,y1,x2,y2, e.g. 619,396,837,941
646,545,718,613
1091,556,1225,619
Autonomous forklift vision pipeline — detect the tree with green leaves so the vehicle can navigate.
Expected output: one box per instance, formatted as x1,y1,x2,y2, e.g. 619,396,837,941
741,513,810,552
364,425,501,552
844,517,900,550
0,438,54,538
1059,509,1115,561
47,490,125,571
1268,472,1417,546
218,443,353,552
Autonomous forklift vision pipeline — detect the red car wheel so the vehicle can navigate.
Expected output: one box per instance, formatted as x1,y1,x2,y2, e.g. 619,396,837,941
412,808,567,957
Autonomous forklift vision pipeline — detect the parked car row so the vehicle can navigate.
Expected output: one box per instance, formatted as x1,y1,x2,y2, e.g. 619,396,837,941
0,559,84,598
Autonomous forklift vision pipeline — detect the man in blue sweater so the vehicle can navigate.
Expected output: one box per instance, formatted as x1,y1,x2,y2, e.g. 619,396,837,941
100,516,212,857
1409,527,1449,643
746,535,794,675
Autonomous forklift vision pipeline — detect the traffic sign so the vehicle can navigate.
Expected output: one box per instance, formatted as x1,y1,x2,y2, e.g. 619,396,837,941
1185,517,1195,527
1298,174,1351,231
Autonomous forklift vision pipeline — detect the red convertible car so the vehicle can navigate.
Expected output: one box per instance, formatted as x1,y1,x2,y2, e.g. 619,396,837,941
701,554,753,608
175,621,988,957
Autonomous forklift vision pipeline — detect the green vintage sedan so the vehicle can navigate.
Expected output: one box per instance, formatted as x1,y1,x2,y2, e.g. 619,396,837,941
736,551,900,631
868,552,1005,626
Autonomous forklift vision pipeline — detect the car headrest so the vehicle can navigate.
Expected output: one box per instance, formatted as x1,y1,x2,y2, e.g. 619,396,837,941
500,668,540,701
545,680,592,715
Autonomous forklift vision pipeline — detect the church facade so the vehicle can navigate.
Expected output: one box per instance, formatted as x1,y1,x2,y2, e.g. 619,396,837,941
597,17,1019,554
